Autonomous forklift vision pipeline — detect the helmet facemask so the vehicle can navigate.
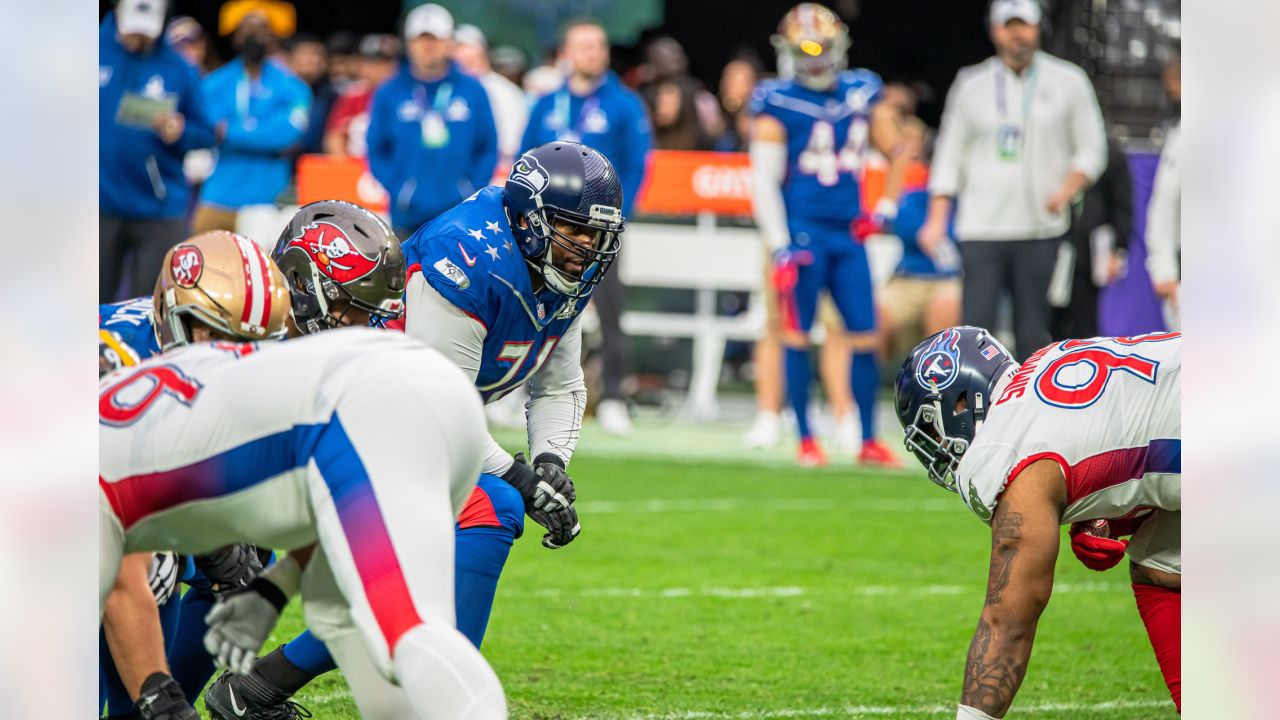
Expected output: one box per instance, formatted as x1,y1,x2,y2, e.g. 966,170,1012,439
775,35,849,91
287,261,404,335
525,204,622,298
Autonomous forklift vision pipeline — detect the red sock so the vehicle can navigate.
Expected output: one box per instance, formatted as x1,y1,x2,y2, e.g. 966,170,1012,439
1133,583,1181,713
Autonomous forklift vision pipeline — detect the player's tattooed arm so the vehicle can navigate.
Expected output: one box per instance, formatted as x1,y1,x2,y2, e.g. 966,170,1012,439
960,459,1066,717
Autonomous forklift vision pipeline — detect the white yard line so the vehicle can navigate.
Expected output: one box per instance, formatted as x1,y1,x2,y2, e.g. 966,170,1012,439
577,498,959,513
503,581,1126,600
587,698,1171,719
300,690,1169,718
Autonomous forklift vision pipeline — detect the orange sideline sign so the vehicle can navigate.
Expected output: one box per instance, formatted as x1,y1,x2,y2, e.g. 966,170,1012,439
294,150,911,219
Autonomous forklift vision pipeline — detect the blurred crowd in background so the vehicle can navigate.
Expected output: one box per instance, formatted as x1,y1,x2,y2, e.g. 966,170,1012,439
100,0,1181,438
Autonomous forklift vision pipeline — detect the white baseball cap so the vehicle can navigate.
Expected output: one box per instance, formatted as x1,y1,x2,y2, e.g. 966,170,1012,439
989,0,1041,26
404,4,454,40
117,0,168,40
454,23,487,50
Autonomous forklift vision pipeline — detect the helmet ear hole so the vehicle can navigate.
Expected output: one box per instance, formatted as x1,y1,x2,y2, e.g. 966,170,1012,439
954,392,968,414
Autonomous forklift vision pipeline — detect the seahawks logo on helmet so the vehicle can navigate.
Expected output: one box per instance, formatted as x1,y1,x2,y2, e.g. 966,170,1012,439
509,155,550,201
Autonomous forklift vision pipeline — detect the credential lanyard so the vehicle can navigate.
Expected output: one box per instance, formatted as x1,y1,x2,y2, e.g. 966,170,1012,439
994,60,1037,161
554,86,601,141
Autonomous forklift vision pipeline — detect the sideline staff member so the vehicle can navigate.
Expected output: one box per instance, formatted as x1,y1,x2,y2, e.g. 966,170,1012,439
918,0,1106,360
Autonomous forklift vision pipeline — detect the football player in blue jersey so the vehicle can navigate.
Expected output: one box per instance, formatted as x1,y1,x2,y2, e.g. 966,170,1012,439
749,3,908,467
203,159,620,718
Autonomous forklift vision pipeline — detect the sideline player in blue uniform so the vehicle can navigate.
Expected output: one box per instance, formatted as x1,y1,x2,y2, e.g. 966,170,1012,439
749,3,908,467
204,144,624,719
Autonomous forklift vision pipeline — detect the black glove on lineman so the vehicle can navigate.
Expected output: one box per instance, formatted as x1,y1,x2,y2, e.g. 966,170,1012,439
502,453,582,549
501,453,576,511
193,543,265,595
134,672,199,720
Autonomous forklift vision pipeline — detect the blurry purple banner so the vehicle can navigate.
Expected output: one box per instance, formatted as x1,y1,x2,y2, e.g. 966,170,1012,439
1099,151,1167,335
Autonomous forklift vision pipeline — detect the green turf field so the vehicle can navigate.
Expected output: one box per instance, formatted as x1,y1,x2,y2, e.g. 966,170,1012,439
206,426,1175,719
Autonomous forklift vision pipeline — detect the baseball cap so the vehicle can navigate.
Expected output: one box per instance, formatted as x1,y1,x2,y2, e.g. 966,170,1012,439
166,16,205,47
404,4,454,40
117,0,168,40
454,24,487,50
359,33,403,60
989,0,1041,26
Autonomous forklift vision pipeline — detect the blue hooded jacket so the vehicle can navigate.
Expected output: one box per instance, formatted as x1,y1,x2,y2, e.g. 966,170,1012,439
200,58,312,209
521,71,652,216
99,13,214,219
366,61,498,232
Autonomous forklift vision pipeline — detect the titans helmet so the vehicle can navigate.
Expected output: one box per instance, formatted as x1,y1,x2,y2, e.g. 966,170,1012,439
772,3,850,91
272,200,406,334
503,141,625,298
894,326,1017,491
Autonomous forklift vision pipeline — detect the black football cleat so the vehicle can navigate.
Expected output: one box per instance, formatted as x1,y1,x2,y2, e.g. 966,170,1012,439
203,670,311,720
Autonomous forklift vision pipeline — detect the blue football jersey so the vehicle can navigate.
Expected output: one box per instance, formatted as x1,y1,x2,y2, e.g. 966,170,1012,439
749,69,884,224
99,297,161,360
401,186,589,403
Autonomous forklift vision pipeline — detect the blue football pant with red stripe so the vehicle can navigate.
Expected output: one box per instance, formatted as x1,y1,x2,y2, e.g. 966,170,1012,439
779,217,879,442
279,473,524,686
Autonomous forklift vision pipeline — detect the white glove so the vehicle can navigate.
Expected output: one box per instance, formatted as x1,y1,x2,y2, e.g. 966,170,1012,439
147,552,180,605
202,580,284,675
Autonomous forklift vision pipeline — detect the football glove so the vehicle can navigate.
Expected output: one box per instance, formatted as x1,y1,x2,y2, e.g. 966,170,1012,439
147,552,180,606
194,543,264,595
203,577,289,675
501,453,576,512
527,503,581,549
851,198,898,243
135,672,199,720
770,248,812,293
1069,519,1128,572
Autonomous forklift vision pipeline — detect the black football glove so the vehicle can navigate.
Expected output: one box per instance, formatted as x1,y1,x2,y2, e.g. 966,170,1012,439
526,503,581,549
193,544,264,595
501,453,576,512
502,453,581,549
134,672,199,720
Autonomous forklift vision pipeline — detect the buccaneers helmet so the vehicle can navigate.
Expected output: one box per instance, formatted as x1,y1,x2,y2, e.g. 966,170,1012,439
772,3,850,91
894,327,1017,491
272,200,406,334
152,231,291,351
504,141,625,298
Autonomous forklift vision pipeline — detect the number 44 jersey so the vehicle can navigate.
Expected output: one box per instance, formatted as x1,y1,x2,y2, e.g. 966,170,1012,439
956,333,1182,525
748,69,883,224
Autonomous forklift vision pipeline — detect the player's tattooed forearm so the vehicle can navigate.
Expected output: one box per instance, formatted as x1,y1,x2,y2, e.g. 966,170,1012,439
961,617,1028,714
985,511,1023,605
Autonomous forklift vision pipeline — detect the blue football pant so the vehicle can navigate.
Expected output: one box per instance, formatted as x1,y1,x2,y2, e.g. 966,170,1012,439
779,218,879,442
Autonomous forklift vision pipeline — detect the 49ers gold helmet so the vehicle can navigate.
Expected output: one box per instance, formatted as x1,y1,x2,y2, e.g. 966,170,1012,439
772,3,850,91
153,231,292,351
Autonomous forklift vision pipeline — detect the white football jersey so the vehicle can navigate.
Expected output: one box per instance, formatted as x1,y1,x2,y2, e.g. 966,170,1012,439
99,328,484,555
955,333,1181,525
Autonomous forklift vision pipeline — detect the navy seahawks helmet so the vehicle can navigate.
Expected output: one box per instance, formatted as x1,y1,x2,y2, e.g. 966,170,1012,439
894,326,1017,491
503,141,625,298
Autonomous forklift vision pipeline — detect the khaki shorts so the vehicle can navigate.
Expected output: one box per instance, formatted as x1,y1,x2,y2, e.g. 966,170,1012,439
761,247,844,337
1127,509,1181,575
881,275,961,351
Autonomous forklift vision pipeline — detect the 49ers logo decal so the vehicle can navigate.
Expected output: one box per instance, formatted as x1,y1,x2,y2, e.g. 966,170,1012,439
285,222,379,284
170,246,203,288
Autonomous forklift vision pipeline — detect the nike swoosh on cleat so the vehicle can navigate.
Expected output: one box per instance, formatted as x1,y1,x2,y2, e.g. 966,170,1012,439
228,684,249,717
